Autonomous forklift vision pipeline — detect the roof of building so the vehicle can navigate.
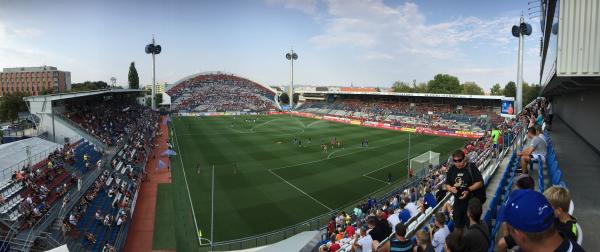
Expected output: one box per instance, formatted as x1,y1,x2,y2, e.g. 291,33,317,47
23,89,145,102
298,90,512,101
0,137,62,182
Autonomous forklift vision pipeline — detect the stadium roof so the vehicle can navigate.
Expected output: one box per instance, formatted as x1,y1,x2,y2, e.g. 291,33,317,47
23,89,145,102
297,90,512,100
0,137,61,182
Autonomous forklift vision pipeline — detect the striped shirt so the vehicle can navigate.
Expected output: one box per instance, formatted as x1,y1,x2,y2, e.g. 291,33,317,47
390,236,413,252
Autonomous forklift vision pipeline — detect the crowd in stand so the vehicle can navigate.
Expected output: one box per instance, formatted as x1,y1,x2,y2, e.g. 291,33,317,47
65,103,156,147
318,98,585,252
166,74,277,112
6,142,79,229
299,99,500,133
61,101,158,251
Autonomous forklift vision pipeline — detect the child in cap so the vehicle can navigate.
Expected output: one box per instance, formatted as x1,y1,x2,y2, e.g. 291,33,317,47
500,189,585,252
544,186,579,244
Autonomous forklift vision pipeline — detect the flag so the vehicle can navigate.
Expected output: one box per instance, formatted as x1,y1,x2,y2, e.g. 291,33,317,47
157,160,166,170
160,149,177,156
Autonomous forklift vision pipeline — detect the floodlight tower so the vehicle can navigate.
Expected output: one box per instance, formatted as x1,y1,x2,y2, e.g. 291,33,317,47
145,36,162,110
285,50,298,110
511,16,532,114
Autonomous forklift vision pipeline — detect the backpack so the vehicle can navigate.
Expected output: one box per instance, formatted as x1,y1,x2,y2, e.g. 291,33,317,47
466,162,486,204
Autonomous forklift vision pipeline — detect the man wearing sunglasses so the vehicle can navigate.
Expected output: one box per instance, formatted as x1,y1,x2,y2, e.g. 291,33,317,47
445,150,484,230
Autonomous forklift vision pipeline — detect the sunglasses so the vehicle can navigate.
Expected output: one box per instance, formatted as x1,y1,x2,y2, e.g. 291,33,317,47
453,158,464,163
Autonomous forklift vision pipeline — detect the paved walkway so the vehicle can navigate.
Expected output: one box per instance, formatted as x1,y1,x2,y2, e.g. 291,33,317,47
124,116,174,252
549,117,600,249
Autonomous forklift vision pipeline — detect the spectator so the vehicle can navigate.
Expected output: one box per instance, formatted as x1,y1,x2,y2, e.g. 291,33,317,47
444,230,465,252
404,197,419,218
387,208,401,233
429,212,450,252
345,224,356,238
463,198,489,252
398,202,411,223
352,227,373,252
378,223,413,252
445,150,483,229
501,189,585,252
544,186,579,243
435,185,447,203
517,127,547,174
366,216,387,249
423,188,437,209
413,229,434,252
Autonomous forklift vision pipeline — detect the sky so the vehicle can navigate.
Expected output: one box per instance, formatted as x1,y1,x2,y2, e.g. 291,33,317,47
0,0,543,91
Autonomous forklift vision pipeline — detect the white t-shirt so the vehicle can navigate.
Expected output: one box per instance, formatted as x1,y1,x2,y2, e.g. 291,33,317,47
405,202,419,217
432,225,450,252
387,213,400,232
357,234,373,252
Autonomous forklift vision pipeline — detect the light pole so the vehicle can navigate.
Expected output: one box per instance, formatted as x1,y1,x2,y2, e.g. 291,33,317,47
145,36,162,110
511,16,532,114
285,50,298,110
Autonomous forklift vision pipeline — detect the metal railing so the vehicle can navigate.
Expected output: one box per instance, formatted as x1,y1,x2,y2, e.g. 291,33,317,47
0,144,61,182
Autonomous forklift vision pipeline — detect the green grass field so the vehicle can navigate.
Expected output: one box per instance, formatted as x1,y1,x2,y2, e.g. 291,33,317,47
152,115,465,250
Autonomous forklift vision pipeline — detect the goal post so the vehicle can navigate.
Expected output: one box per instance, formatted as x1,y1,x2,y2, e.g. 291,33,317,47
409,151,440,176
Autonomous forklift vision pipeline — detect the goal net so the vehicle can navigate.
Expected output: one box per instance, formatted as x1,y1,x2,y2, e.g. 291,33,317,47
409,151,440,174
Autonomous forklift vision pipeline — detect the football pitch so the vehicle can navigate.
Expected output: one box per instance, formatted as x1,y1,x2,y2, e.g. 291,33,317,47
152,115,465,250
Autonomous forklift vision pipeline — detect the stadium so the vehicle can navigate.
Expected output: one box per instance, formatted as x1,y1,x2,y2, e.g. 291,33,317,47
0,0,598,252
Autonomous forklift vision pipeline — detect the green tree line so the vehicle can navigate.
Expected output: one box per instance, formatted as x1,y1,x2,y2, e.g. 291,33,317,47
392,73,542,105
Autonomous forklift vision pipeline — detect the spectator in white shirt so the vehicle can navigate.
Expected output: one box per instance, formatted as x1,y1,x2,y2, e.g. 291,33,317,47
404,197,419,217
387,211,401,233
351,227,373,252
429,213,450,252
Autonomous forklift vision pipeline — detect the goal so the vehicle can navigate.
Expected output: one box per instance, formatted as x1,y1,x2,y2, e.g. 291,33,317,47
409,151,440,174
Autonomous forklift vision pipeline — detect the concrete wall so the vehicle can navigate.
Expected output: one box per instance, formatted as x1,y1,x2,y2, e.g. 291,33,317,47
552,89,600,152
38,113,81,144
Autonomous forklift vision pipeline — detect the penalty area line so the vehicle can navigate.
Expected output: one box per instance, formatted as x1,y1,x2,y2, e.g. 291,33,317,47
362,174,389,184
268,169,333,211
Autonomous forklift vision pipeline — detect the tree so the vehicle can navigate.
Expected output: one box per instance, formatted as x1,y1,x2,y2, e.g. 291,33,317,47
461,82,484,95
413,82,428,93
71,81,108,92
0,92,29,123
39,88,55,95
427,74,461,94
503,81,516,97
128,62,140,89
145,93,163,107
523,82,542,106
392,81,413,92
490,83,503,95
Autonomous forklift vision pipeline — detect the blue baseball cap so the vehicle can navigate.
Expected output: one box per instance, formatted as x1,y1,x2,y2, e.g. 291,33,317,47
501,189,555,232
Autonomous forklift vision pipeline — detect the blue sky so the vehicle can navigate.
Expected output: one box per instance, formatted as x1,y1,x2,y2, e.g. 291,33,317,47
0,0,542,91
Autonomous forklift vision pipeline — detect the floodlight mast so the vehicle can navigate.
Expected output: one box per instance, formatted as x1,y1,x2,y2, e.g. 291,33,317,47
145,36,162,110
512,16,532,114
285,49,298,110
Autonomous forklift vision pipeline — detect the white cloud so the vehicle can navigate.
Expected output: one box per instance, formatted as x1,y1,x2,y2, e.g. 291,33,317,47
0,19,52,68
264,0,318,15
310,0,519,61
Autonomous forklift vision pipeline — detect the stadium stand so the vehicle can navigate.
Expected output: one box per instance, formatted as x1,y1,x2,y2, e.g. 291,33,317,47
167,72,278,112
297,96,502,134
314,97,585,252
60,102,158,251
